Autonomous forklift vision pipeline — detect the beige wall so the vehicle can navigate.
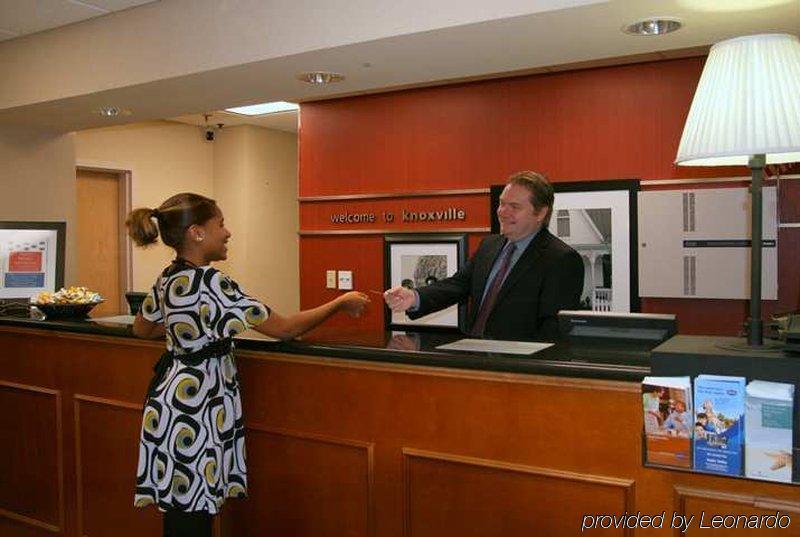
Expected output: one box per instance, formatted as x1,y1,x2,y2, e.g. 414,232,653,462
213,125,299,313
0,126,78,285
74,120,299,313
74,120,215,291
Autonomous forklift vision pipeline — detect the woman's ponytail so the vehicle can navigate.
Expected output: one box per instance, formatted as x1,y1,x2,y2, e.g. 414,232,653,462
126,207,160,247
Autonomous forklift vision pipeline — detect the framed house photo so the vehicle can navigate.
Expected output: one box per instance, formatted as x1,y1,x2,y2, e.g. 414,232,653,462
384,233,468,331
0,221,66,300
491,179,639,312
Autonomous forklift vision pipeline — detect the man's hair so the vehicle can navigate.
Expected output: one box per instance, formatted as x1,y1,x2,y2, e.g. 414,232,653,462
507,171,555,227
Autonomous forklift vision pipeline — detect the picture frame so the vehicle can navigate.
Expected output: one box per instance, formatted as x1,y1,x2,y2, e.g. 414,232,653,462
0,221,66,300
384,233,468,332
491,179,639,312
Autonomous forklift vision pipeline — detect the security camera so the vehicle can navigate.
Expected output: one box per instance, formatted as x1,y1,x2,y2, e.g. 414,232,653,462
201,122,224,142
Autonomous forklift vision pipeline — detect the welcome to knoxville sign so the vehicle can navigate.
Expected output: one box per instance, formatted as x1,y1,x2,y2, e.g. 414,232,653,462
299,193,489,232
330,207,467,224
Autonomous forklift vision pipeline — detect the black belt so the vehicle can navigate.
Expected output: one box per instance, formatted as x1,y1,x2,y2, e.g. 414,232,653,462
146,338,233,400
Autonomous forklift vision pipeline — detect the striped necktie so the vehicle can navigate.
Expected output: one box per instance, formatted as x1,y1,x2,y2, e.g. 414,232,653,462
471,243,516,337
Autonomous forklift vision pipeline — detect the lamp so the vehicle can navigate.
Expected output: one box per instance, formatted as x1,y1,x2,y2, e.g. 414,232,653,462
675,33,800,346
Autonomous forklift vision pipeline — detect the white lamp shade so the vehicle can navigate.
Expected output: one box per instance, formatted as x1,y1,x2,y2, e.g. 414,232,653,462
676,33,800,166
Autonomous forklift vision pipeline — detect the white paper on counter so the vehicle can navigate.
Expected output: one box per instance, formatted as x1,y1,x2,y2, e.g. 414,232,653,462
436,338,553,355
91,315,136,325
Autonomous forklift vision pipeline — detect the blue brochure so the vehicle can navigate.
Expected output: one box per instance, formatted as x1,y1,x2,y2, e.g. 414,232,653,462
693,375,746,476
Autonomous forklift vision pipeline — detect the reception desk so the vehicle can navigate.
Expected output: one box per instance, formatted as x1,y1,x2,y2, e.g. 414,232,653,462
1,317,798,536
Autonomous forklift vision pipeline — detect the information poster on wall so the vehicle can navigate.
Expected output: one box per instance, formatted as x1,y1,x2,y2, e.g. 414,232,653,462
638,187,777,300
0,222,65,300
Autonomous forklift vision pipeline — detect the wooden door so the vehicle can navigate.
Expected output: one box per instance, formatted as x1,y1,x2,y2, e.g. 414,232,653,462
76,169,121,316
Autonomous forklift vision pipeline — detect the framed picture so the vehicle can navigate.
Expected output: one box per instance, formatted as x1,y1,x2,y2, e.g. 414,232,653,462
0,221,66,300
491,179,639,312
384,233,468,331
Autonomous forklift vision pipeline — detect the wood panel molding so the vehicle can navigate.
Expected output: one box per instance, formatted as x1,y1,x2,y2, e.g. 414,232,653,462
73,394,142,537
299,188,489,202
0,381,64,534
245,424,376,536
674,485,800,514
237,349,641,393
299,227,490,236
402,447,636,536
0,508,60,534
0,325,159,350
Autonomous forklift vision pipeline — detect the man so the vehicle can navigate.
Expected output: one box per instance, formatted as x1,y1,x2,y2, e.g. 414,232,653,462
384,171,583,341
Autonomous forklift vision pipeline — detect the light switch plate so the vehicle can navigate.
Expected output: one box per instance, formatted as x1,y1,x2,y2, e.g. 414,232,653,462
326,270,337,289
337,270,353,290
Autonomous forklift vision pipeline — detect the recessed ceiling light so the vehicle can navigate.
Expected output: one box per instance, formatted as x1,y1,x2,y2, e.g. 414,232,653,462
296,71,345,85
623,18,682,36
225,101,299,116
94,106,131,117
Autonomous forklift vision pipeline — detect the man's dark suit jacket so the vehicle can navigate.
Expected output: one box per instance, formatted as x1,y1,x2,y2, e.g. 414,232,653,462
409,228,584,342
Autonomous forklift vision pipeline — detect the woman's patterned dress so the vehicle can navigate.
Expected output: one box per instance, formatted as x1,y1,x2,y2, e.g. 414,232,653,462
134,264,269,513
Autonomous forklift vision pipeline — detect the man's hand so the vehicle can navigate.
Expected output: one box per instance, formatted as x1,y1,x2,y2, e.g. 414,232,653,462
383,286,416,312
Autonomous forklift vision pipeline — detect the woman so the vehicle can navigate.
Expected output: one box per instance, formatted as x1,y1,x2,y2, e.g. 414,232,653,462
126,193,368,536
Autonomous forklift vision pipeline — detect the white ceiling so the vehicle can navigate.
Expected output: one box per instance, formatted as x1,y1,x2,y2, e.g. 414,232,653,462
0,0,159,41
0,0,798,133
170,110,300,134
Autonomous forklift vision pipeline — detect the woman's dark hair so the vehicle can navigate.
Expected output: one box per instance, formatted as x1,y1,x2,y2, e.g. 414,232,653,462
126,193,219,249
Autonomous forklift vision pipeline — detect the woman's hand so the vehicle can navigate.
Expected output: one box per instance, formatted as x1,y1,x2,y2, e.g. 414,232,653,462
337,291,370,317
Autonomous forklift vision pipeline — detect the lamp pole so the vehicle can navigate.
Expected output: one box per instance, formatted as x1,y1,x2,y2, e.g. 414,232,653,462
748,154,765,346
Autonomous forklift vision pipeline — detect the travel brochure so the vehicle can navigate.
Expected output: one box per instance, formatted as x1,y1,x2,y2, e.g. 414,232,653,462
642,376,692,468
642,375,795,483
745,380,795,483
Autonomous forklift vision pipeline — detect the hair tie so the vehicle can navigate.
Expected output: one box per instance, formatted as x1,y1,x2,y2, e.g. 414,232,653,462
151,208,159,218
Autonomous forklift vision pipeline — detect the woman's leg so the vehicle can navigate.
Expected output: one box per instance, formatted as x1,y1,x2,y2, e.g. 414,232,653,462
163,510,212,537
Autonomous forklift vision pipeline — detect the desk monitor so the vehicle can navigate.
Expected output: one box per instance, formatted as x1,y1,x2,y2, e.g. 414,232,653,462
558,310,677,345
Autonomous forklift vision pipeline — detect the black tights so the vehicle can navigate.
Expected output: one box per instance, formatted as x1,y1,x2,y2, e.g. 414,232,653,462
163,510,212,537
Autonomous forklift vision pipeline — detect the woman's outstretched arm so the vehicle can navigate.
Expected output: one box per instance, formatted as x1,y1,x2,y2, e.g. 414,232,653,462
253,291,369,340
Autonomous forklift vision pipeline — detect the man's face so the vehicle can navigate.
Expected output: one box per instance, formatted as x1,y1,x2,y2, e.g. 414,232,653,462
497,183,547,241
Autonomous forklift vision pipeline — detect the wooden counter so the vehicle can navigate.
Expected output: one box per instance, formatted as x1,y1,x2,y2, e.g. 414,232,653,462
1,323,799,536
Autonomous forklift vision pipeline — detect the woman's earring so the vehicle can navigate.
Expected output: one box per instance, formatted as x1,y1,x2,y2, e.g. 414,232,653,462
196,235,204,242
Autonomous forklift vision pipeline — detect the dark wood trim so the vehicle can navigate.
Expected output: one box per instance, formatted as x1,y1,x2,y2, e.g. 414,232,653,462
245,424,376,536
0,507,60,533
0,325,157,348
403,447,637,487
673,485,800,512
641,176,791,186
299,227,490,236
0,381,64,533
298,188,488,202
402,447,637,537
73,394,143,537
673,484,800,536
236,349,641,391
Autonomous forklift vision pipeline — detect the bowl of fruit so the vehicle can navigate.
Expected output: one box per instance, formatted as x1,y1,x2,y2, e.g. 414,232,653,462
30,287,104,319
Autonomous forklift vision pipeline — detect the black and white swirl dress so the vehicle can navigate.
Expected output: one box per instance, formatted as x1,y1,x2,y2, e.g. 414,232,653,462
134,265,269,513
